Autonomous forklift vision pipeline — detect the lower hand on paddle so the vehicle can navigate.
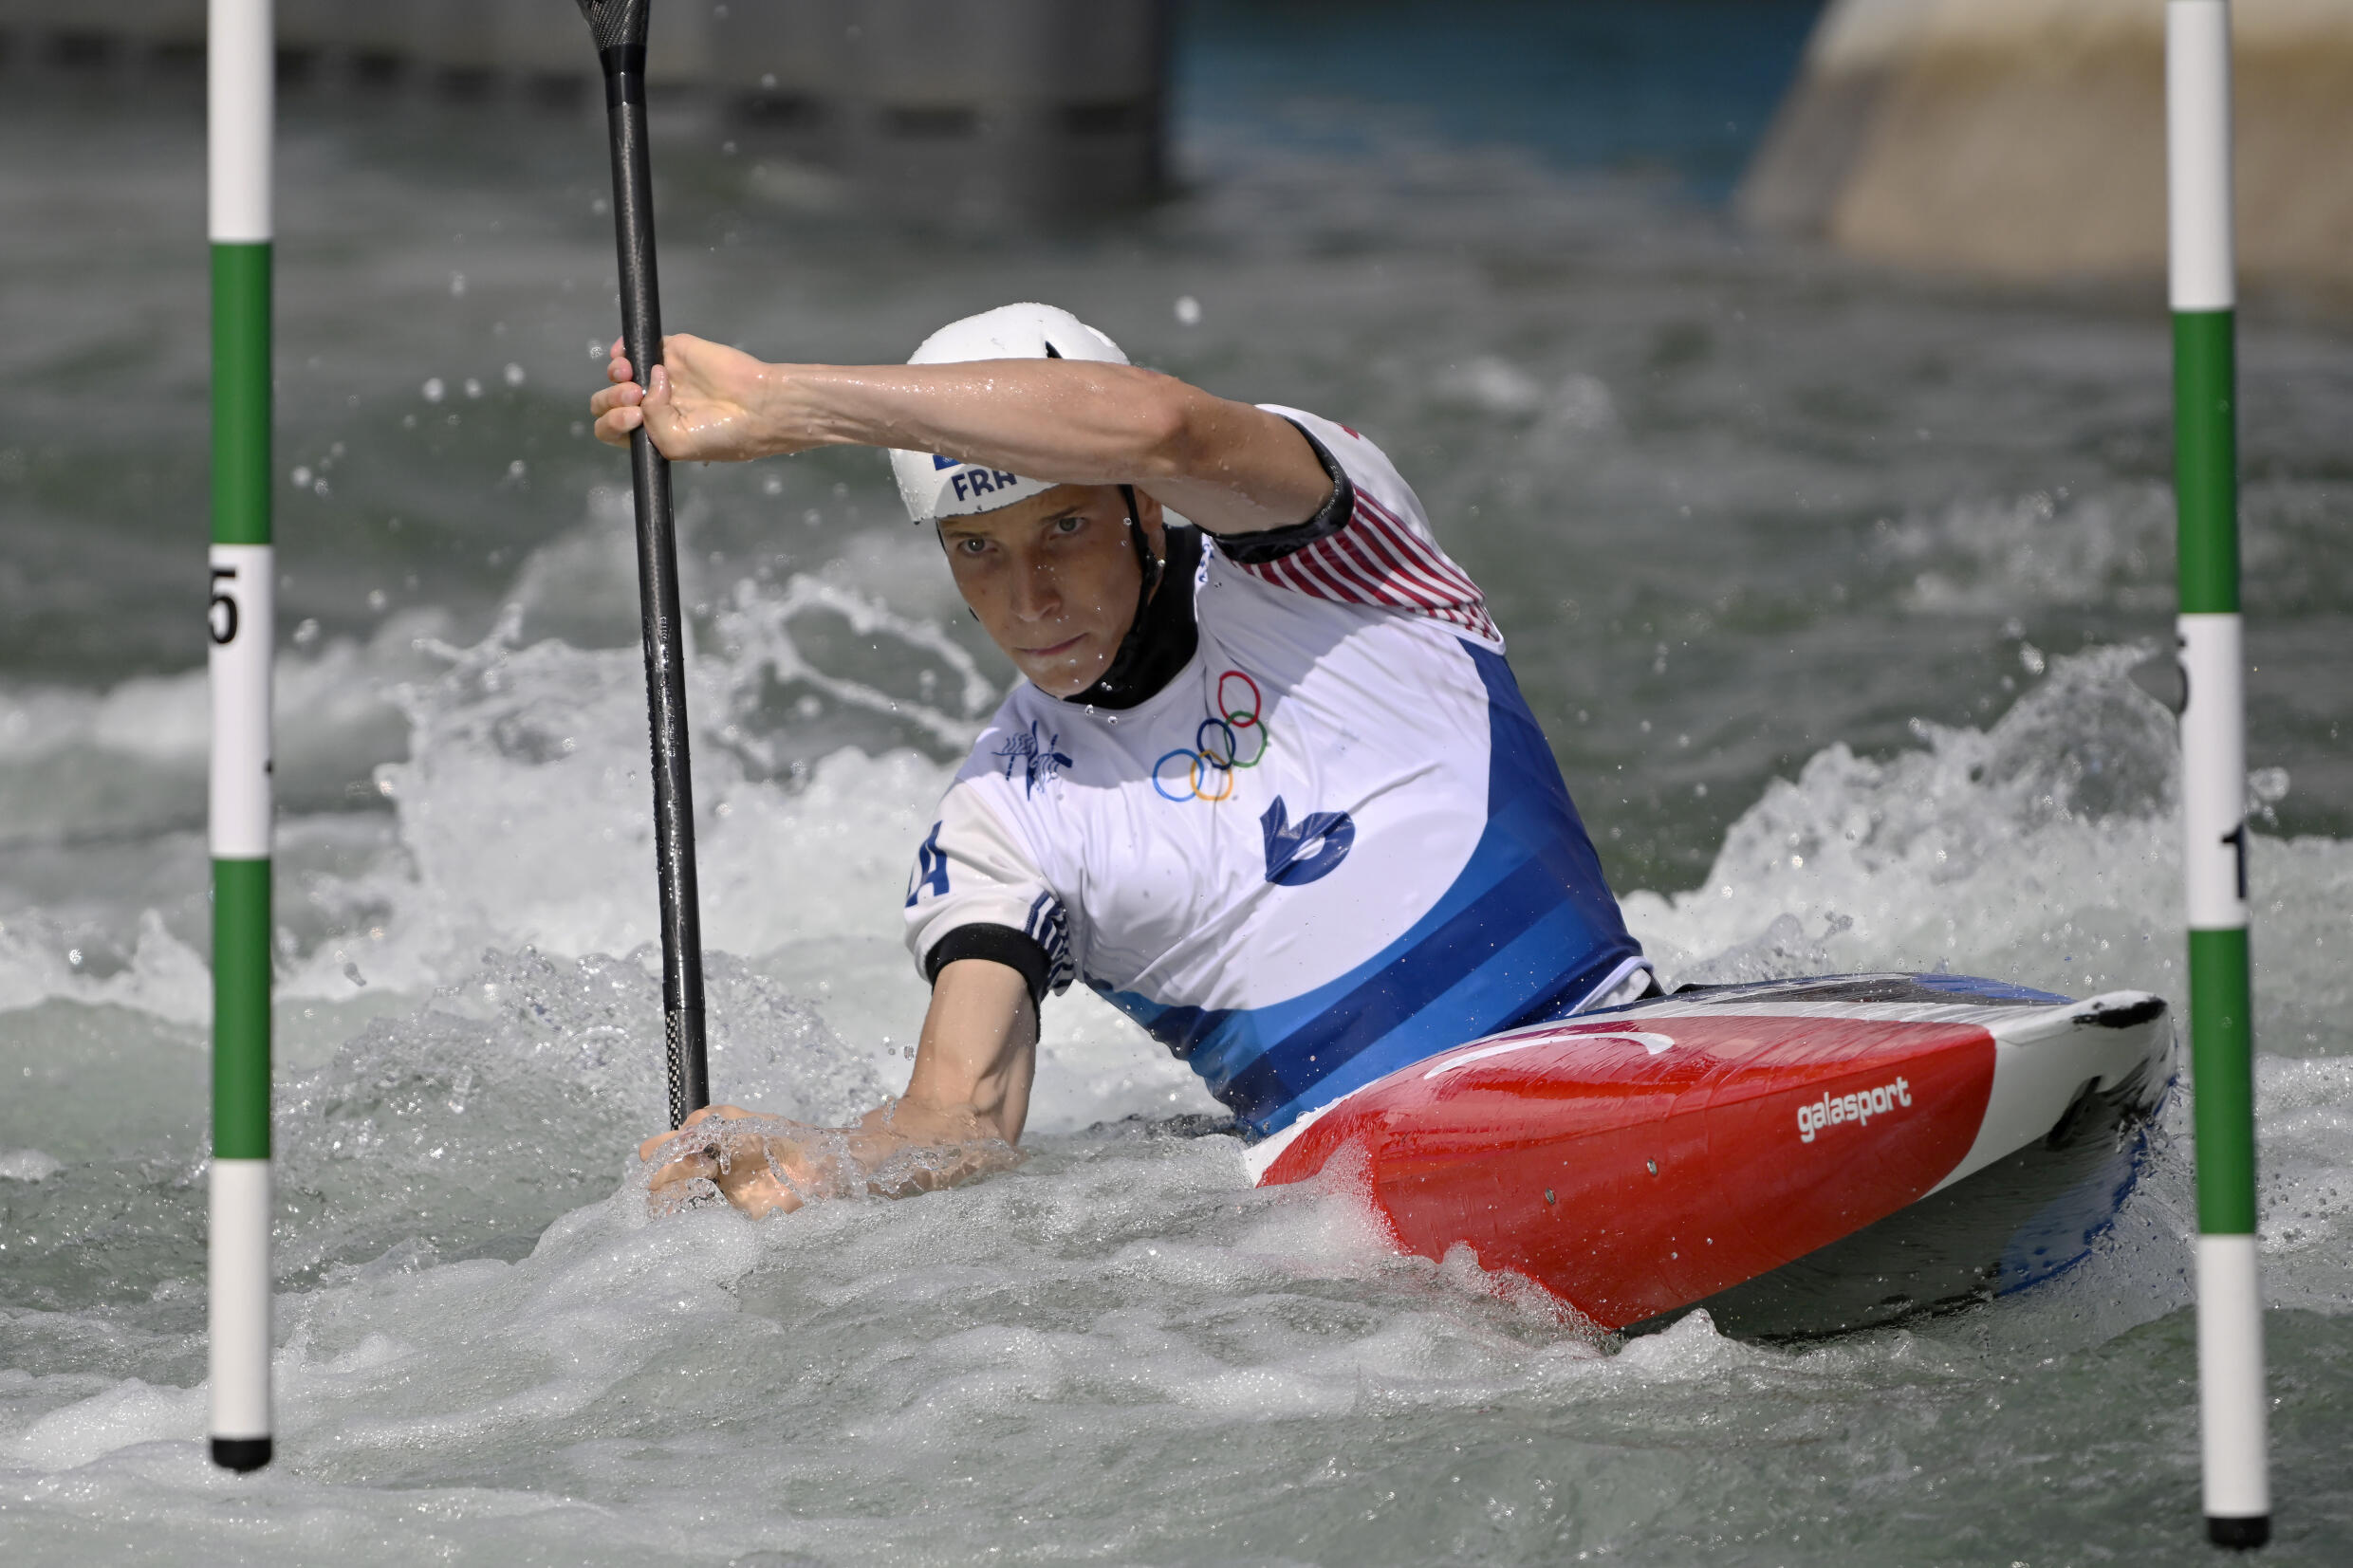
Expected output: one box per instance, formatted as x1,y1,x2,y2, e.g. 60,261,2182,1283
636,957,1040,1219
639,1099,1024,1218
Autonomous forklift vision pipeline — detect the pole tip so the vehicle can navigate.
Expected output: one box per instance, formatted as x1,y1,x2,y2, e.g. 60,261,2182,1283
211,1435,272,1472
2206,1515,2270,1550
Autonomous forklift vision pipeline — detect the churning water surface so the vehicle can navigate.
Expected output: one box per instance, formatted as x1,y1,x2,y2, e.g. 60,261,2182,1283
3,8,2352,1563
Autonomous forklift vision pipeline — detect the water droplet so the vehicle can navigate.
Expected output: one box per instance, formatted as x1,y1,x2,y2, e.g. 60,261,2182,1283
421,378,446,404
1174,294,1202,325
503,362,526,387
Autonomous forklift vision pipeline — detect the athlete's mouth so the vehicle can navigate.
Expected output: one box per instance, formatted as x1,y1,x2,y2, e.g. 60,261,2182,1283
1019,633,1087,659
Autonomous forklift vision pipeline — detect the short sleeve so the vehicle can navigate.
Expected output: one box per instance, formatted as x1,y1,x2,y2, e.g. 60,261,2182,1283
902,782,1075,1003
1221,406,1501,646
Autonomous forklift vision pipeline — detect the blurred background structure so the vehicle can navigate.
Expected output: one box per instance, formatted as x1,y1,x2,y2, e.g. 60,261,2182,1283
1745,0,2353,288
0,0,1172,215
7,0,2352,285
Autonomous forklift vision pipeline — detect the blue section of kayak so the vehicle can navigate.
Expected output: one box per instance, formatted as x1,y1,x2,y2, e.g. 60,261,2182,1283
1582,971,2076,1015
1911,972,2073,1005
1996,1112,2157,1296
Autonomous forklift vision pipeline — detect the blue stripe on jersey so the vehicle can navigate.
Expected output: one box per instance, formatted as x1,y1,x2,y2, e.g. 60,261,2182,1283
1093,643,1641,1138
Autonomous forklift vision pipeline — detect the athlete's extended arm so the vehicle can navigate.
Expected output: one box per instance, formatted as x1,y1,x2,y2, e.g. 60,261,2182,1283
587,335,1333,536
639,957,1038,1218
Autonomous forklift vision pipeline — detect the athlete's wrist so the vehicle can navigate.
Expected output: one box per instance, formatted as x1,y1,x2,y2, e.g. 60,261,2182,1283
740,360,812,456
752,363,898,457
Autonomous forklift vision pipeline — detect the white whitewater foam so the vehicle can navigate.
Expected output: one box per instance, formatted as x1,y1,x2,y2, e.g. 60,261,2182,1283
0,1150,62,1183
1,557,2347,1566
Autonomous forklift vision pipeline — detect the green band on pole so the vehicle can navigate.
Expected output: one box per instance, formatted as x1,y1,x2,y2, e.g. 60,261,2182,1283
212,858,272,1161
212,243,272,548
2188,927,2257,1234
2172,309,2236,615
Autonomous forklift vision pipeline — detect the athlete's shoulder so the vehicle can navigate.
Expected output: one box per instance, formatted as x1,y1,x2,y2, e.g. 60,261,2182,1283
1233,406,1502,647
1255,405,1419,516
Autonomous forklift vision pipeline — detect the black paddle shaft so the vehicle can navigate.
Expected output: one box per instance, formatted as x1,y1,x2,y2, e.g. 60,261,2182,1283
580,1,709,1128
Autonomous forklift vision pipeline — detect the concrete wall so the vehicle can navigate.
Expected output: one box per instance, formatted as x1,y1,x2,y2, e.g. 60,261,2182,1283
713,0,1168,217
1740,0,2353,290
0,0,1168,214
0,0,727,87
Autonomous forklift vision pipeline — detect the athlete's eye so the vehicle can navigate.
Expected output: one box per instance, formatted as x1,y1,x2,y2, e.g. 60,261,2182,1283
1052,515,1084,535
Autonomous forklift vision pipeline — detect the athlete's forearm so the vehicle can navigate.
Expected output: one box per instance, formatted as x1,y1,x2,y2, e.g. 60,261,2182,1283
892,956,1040,1146
596,336,1331,531
756,360,1192,477
639,962,1035,1219
756,360,1333,535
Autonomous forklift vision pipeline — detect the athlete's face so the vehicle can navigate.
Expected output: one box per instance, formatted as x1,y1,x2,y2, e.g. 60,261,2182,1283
938,484,1167,697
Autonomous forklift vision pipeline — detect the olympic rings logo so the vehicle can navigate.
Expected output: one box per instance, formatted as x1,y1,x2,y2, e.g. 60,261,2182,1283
1153,670,1273,802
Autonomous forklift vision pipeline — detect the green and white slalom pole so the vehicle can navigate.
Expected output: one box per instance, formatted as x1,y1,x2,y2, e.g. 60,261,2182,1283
208,0,274,1476
2169,0,2268,1548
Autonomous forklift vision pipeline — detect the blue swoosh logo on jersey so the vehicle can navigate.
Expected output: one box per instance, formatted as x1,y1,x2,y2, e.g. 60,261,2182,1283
1094,643,1640,1138
1261,797,1355,886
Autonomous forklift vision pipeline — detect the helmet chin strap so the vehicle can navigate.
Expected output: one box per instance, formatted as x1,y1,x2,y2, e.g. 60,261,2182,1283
1122,483,1162,607
1069,484,1163,706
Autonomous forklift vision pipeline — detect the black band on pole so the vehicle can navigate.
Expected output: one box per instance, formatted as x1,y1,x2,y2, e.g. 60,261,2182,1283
581,0,710,1130
2206,1515,2270,1550
211,1436,272,1473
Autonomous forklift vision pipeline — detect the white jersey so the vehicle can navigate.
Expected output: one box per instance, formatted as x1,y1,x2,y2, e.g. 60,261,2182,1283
903,408,1646,1137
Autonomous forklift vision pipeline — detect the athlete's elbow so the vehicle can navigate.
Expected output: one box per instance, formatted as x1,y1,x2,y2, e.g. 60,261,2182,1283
1121,375,1210,482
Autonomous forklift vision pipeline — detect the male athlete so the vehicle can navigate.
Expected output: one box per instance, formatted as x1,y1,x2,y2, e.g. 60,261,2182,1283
591,304,1650,1214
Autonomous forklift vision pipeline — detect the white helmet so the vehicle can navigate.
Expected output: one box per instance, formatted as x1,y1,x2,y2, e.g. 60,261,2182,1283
888,303,1128,524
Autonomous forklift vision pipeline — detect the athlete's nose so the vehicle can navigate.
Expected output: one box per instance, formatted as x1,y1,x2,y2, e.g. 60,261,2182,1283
1009,558,1061,623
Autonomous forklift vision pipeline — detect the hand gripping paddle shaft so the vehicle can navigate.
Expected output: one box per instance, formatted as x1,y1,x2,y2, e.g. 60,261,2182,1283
577,0,709,1128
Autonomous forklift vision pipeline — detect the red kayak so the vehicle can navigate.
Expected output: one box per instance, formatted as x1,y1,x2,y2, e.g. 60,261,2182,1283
1246,973,2172,1337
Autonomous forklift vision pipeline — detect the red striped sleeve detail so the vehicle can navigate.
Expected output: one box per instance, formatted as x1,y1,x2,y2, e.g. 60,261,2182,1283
1343,503,1457,608
1233,492,1500,642
1316,522,1425,605
1358,493,1485,606
1350,499,1493,638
